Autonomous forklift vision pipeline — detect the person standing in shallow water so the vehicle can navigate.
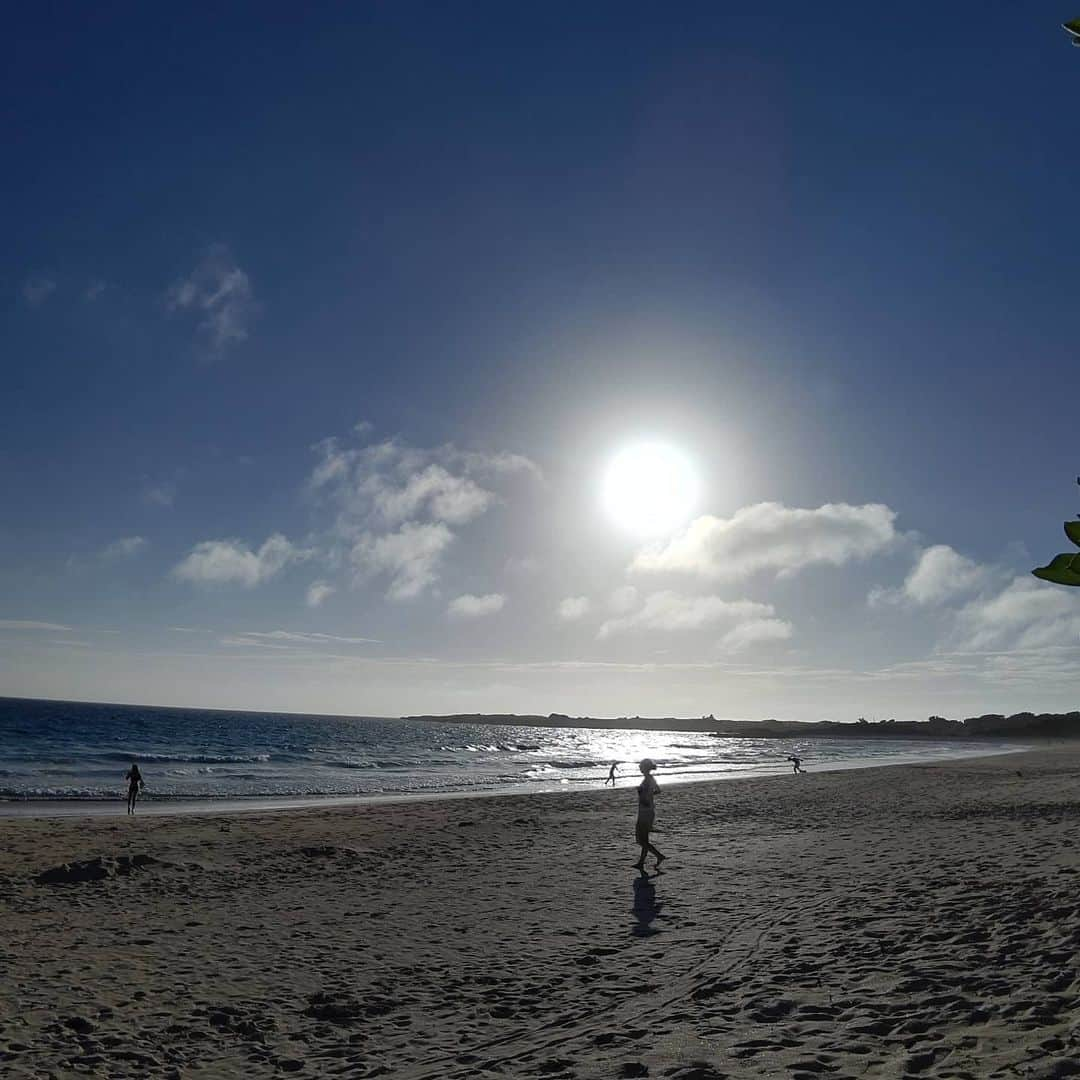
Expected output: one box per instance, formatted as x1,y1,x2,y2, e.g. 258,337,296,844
633,759,665,872
605,761,618,786
125,762,144,814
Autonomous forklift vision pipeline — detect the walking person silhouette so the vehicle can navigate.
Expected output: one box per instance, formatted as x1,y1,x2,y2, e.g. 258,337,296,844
787,754,804,775
605,761,618,786
125,761,144,814
632,759,665,872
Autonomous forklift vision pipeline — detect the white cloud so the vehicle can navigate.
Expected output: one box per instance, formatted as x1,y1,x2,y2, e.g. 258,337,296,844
228,629,380,647
166,245,256,352
220,636,293,650
306,581,335,608
448,593,506,619
0,619,72,631
102,536,147,559
632,502,898,582
173,534,304,587
351,522,453,600
373,464,493,526
309,434,539,533
952,576,1080,651
21,277,56,306
720,617,794,652
558,596,591,621
870,544,988,608
309,428,539,598
599,590,776,638
457,449,542,479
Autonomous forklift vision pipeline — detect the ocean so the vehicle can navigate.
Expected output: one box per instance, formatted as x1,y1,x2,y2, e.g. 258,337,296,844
0,696,1022,811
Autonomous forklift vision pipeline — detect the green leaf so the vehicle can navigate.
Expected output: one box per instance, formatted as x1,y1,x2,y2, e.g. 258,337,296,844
1065,520,1080,548
1032,553,1080,587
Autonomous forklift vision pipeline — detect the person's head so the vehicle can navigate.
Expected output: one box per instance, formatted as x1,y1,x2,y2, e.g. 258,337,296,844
639,758,656,776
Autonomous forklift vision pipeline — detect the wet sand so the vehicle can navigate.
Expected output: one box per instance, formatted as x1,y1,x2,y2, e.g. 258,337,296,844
2,747,1078,1078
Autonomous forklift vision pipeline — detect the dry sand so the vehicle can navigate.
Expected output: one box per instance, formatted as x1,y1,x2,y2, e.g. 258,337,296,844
2,747,1080,1079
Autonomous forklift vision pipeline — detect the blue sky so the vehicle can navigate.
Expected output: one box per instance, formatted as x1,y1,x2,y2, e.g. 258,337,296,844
3,3,1078,719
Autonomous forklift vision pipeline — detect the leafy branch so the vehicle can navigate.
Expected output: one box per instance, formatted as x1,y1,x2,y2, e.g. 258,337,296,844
1031,478,1080,586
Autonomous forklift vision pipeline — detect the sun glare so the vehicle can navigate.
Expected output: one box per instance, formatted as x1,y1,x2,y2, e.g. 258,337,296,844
602,441,699,537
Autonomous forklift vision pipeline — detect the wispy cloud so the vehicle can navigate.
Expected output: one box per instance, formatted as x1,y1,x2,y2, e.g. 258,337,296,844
84,279,107,301
309,434,539,532
599,591,775,638
220,636,294,650
719,617,794,652
0,619,72,632
143,482,176,507
306,581,335,608
219,628,382,654
951,576,1080,652
557,596,591,621
101,535,147,559
350,522,453,600
166,244,256,353
233,629,381,646
373,465,495,526
21,276,56,306
448,593,505,618
632,502,897,582
173,534,307,587
310,427,539,599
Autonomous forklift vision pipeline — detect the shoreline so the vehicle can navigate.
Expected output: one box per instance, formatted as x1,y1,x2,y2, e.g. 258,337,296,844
0,740,1027,819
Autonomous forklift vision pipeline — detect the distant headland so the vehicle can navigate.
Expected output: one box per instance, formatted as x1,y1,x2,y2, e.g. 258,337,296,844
401,712,1080,738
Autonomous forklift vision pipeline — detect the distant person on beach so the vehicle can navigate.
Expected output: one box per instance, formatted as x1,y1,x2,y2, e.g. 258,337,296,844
787,755,804,775
605,761,618,786
125,762,144,814
633,759,665,872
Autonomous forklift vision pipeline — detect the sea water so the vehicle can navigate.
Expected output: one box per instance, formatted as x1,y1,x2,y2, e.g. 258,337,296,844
0,696,1021,808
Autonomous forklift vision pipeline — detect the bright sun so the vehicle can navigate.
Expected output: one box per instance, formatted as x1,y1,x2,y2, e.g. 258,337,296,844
602,441,699,536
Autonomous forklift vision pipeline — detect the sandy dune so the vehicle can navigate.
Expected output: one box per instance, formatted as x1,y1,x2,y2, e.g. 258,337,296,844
2,747,1079,1078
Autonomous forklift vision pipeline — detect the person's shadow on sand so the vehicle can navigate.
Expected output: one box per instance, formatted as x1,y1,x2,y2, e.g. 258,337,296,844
631,873,665,937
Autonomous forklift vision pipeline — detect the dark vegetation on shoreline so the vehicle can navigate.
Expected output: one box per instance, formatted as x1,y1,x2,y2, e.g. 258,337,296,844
2,695,1074,740
403,711,1080,738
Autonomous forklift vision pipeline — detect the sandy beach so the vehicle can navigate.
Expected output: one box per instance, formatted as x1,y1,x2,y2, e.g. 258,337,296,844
2,746,1079,1079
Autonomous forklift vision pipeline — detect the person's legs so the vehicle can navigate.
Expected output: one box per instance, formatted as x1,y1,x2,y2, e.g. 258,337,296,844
634,819,651,868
